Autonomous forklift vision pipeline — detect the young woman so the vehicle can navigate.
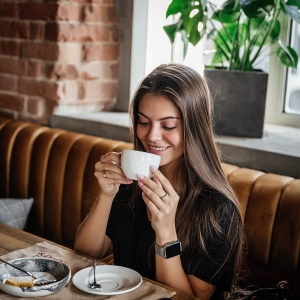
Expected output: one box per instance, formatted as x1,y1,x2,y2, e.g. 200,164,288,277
74,63,244,300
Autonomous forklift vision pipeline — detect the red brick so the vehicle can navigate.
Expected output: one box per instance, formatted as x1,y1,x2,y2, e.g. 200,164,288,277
48,23,110,42
56,3,83,22
78,61,104,79
110,62,118,79
21,41,59,60
19,78,59,101
29,22,45,40
84,43,119,61
26,96,57,120
47,62,114,80
101,81,117,98
0,56,26,75
0,20,31,39
0,40,20,56
26,96,41,114
27,60,44,77
44,23,59,41
0,2,17,18
83,80,117,99
43,99,58,118
0,74,18,92
0,20,20,38
111,24,118,42
71,0,112,4
58,80,84,100
0,92,24,111
19,2,58,21
45,63,78,80
58,43,82,63
83,4,118,23
18,21,31,39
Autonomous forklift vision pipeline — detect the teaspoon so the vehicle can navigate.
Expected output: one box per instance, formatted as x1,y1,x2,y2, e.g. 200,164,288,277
87,259,101,289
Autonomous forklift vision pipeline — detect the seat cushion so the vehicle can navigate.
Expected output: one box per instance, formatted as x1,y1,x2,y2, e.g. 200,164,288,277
0,198,34,229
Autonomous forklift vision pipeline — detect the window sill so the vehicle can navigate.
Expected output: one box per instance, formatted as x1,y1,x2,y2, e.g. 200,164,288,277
50,112,300,179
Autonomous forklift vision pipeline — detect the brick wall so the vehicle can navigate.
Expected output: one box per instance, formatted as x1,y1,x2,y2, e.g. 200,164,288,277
0,0,119,124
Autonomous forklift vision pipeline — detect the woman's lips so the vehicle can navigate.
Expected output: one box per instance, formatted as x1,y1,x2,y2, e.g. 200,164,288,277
149,145,169,151
148,145,170,155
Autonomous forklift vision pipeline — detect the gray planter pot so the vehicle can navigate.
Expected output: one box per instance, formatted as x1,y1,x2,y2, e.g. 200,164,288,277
204,69,268,138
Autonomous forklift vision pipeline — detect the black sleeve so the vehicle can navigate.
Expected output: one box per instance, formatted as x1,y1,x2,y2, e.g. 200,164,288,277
106,185,133,240
181,190,240,291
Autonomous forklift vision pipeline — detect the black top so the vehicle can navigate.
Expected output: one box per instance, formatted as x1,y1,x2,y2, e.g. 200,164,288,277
106,184,238,299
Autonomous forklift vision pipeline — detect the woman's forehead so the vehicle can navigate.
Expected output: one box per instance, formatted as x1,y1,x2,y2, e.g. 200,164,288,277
138,94,180,118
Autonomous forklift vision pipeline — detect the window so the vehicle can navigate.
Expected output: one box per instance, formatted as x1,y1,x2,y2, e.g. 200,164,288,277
129,0,204,100
127,1,300,129
258,18,300,128
284,21,300,116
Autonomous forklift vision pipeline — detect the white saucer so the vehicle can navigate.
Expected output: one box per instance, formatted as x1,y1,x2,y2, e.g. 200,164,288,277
72,265,142,295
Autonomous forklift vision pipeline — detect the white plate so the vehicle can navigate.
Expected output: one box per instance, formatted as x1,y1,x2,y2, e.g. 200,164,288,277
72,265,142,295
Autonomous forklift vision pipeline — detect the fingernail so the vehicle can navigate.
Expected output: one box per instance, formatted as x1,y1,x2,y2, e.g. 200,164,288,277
151,165,157,171
137,174,144,180
138,180,143,187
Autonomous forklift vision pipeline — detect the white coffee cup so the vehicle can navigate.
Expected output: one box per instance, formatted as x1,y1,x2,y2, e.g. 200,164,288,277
121,149,161,180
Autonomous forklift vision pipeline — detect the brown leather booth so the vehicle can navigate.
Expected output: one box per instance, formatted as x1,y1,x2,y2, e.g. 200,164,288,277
0,117,299,298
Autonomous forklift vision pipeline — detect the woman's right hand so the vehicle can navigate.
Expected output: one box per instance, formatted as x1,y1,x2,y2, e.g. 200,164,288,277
94,151,132,197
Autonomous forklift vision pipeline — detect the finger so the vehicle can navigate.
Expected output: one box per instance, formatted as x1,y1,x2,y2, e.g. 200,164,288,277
97,153,125,178
138,180,167,211
95,160,131,184
137,174,165,197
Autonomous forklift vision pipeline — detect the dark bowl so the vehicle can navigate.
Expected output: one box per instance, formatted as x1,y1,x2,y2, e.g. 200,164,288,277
0,257,71,297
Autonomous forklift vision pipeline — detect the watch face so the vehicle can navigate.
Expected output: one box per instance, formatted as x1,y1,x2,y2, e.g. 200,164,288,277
165,241,182,258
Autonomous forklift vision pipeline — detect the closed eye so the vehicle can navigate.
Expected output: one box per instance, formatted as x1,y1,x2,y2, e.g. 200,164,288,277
137,121,150,126
163,126,176,131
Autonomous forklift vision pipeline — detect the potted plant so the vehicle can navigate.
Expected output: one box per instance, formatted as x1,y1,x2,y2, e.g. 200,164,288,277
163,0,300,137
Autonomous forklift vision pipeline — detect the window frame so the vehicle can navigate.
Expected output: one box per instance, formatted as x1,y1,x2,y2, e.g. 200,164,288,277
265,17,300,128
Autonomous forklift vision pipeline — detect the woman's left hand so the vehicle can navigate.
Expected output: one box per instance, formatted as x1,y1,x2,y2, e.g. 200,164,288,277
137,166,180,245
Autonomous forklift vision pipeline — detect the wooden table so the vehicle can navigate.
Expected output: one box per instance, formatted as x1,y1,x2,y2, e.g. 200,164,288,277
0,223,198,300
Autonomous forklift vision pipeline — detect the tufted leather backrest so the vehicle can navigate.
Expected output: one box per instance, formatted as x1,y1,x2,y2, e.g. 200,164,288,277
222,164,300,273
0,117,299,274
0,118,133,247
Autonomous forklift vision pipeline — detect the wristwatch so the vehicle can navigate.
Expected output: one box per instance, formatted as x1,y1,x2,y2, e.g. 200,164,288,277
155,240,182,259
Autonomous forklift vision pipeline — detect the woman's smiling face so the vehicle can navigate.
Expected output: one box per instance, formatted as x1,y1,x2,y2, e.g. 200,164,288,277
136,93,184,168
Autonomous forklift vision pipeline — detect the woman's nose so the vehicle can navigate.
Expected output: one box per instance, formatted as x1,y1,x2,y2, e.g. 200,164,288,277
147,125,162,141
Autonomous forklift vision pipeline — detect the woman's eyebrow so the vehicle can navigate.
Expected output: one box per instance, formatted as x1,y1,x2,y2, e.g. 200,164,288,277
138,111,180,120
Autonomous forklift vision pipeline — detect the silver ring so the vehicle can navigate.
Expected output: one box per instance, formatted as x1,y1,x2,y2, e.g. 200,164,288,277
103,170,107,178
160,193,168,201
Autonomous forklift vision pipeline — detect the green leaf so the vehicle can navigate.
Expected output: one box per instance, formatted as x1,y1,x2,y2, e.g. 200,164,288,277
163,21,182,43
281,0,300,23
277,43,298,68
268,20,281,42
166,0,182,18
250,18,280,45
213,0,241,23
241,0,275,18
211,47,227,66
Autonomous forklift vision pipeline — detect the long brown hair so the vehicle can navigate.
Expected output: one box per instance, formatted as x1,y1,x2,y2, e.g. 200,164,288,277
129,63,244,294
